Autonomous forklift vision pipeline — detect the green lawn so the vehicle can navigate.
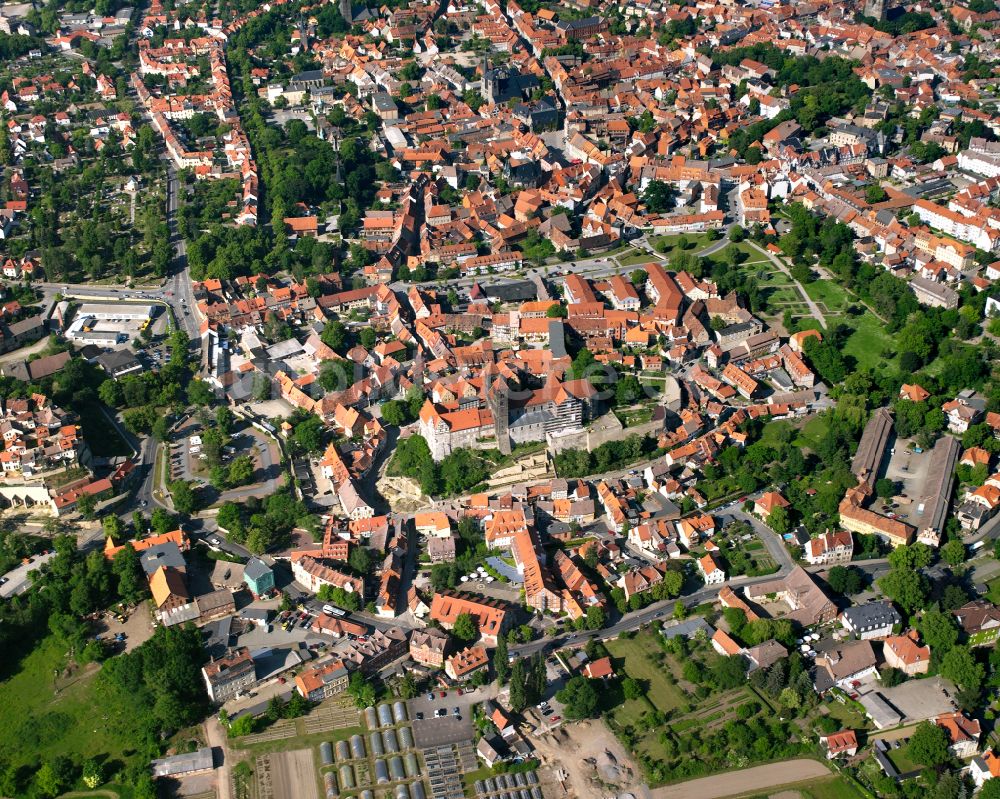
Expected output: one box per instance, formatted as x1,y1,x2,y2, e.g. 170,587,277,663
605,632,685,713
760,415,829,453
841,313,896,370
769,287,805,304
651,232,713,259
886,745,922,774
803,280,851,314
782,775,867,799
618,249,662,266
0,635,131,773
797,415,830,450
79,402,132,457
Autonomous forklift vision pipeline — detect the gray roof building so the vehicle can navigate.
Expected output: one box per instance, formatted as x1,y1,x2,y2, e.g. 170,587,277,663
841,601,901,636
151,747,214,777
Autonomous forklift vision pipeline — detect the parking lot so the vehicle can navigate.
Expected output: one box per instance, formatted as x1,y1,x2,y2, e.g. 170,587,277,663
881,440,933,529
409,691,480,748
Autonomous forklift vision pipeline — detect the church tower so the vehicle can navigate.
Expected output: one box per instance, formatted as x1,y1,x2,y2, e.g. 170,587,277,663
486,368,511,456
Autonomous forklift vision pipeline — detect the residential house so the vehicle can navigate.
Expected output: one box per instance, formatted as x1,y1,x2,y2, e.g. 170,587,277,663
429,592,510,646
819,730,859,759
840,601,901,640
804,530,853,565
202,647,256,703
698,553,725,585
970,751,1000,788
410,628,450,668
882,630,930,676
244,557,274,597
294,659,350,701
953,600,1000,646
936,712,981,759
813,640,879,692
445,646,488,681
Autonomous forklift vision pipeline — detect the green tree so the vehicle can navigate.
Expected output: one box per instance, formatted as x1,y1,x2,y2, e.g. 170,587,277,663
33,763,66,799
81,758,103,789
585,605,607,630
381,400,409,426
878,567,929,614
169,479,198,515
918,610,958,654
399,673,418,699
888,543,933,570
227,455,255,487
767,505,790,535
875,478,896,500
826,565,864,595
509,658,527,712
112,543,147,604
940,539,966,567
907,720,950,767
187,379,215,406
452,612,478,643
555,675,600,719
642,180,675,213
348,546,373,575
348,670,377,708
228,715,257,738
216,406,234,435
622,677,643,700
495,635,510,684
939,646,984,693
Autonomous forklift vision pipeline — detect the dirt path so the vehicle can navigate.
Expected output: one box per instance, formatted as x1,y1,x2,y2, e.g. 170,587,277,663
650,759,832,799
204,715,233,799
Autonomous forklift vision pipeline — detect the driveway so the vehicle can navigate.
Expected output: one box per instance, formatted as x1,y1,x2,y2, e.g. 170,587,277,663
650,759,832,799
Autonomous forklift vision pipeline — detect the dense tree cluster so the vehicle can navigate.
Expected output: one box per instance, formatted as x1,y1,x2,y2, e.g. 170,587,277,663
391,435,491,497
554,434,657,478
214,490,317,553
712,45,871,152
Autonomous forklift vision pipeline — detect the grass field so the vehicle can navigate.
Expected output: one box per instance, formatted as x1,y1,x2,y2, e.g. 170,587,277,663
606,632,686,713
651,232,713,259
803,280,851,313
841,313,896,370
760,415,829,453
618,249,662,266
797,415,830,450
761,774,868,799
0,634,130,773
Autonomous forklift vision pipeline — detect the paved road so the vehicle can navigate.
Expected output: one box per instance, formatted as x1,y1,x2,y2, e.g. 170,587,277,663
649,759,833,799
164,161,201,341
0,551,57,598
